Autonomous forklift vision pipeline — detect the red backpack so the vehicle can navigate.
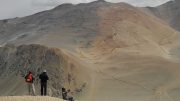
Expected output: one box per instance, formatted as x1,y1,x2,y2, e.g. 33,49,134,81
26,74,33,82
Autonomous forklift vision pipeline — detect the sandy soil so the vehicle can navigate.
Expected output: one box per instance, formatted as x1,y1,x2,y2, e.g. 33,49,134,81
0,96,64,101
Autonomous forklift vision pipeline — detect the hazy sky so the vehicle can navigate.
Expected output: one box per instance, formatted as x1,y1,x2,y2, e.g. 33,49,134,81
0,0,171,20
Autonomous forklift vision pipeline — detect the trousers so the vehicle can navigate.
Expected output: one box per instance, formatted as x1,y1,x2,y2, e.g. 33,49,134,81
27,82,35,95
41,82,47,96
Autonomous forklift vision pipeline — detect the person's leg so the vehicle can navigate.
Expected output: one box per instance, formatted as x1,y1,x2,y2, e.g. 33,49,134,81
44,83,47,96
41,83,43,96
31,83,36,96
27,83,31,95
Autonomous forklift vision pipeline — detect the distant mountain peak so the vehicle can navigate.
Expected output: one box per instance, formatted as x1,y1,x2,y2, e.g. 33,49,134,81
53,3,74,10
146,0,180,31
91,0,107,4
97,0,106,2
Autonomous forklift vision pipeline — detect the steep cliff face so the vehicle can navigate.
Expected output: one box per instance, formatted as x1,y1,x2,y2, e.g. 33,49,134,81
0,44,89,97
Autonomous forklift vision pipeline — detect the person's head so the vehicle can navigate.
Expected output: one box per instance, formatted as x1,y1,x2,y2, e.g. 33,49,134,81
29,71,32,74
43,69,46,73
62,87,66,92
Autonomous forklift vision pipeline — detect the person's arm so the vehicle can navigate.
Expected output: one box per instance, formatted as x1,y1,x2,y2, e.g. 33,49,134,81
39,74,41,79
25,75,27,79
45,73,49,80
33,76,35,82
47,75,49,80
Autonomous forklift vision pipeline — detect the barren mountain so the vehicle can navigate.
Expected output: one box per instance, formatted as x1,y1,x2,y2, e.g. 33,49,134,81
145,0,180,31
0,0,180,101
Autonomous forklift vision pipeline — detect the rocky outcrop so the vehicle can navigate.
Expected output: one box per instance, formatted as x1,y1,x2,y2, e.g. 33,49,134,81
0,44,88,97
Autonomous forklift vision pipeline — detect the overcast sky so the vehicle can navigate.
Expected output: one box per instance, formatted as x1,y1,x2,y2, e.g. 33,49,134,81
0,0,171,20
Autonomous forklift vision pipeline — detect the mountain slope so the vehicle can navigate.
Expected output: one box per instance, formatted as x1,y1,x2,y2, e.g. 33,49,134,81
0,0,178,55
91,3,178,57
0,0,109,50
145,0,180,31
0,0,180,101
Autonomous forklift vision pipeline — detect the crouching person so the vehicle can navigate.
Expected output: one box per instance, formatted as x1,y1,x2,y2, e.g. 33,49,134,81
62,87,74,101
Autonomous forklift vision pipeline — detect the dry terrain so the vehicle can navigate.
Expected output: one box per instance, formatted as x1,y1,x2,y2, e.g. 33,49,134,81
0,96,64,101
0,0,180,101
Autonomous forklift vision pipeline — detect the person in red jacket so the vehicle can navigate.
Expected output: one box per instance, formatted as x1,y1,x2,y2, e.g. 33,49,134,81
25,71,35,95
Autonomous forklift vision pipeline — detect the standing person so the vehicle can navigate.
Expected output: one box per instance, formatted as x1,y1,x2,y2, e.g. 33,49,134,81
39,69,49,96
25,71,36,95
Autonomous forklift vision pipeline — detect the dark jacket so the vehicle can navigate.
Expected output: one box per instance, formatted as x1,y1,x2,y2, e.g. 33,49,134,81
39,72,49,83
25,73,34,83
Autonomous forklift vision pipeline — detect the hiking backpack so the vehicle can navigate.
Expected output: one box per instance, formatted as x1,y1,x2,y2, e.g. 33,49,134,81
26,74,33,82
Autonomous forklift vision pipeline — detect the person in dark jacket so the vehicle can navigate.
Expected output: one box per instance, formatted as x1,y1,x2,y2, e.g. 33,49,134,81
39,69,49,96
25,71,36,95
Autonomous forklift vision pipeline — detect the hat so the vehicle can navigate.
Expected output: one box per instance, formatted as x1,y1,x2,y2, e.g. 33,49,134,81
43,69,46,72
